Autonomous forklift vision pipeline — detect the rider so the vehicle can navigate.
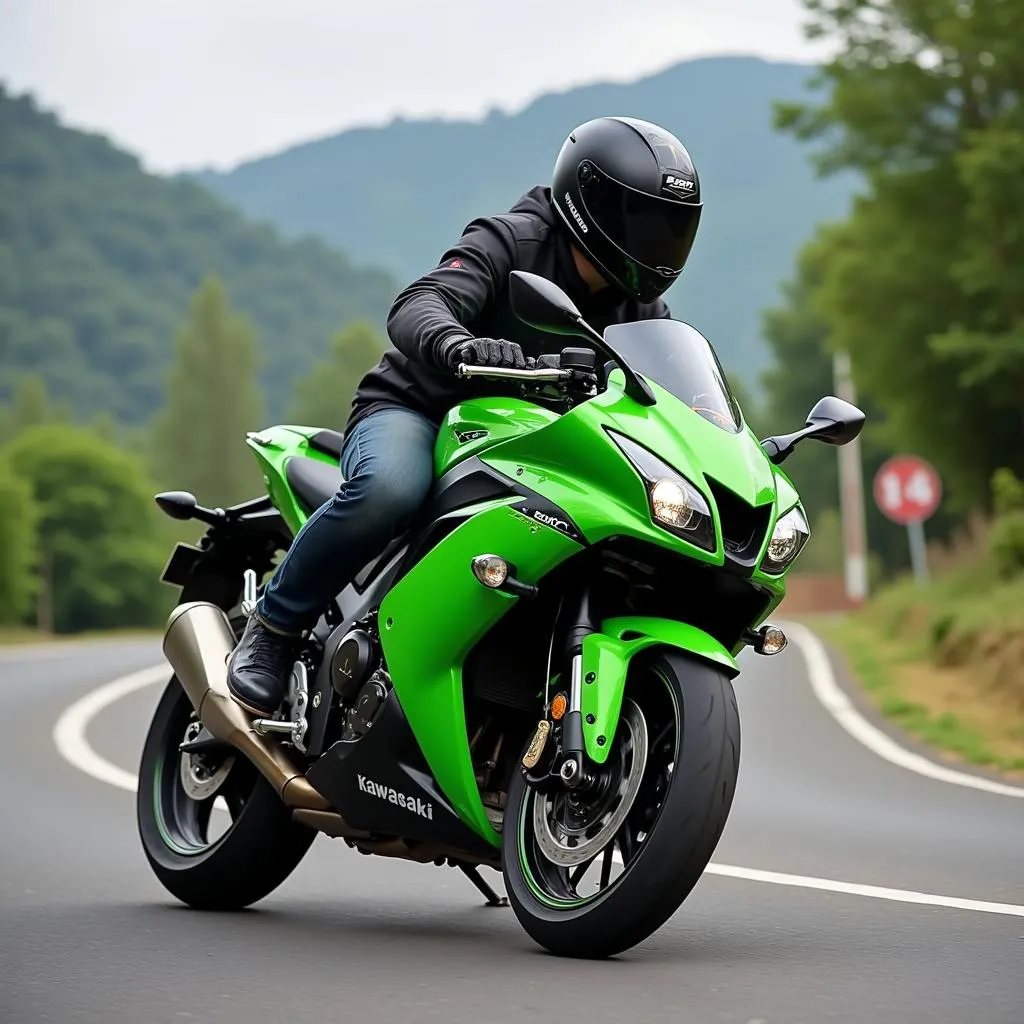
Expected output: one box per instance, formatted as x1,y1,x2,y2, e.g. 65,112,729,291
227,115,704,716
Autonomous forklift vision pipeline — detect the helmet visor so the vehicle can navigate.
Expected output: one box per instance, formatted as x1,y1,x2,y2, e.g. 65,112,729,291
579,169,701,275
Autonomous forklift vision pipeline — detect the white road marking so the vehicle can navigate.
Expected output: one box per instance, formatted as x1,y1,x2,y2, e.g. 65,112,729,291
702,863,1024,918
783,621,1024,799
52,663,169,792
51,658,1024,921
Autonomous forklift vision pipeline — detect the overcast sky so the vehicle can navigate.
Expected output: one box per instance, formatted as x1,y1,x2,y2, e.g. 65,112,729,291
0,0,827,173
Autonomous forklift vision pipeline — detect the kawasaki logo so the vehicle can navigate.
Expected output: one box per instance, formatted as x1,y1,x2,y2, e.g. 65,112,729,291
564,192,589,233
357,774,434,820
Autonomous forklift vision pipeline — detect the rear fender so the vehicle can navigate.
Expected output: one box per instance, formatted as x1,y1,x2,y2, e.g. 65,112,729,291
580,617,739,764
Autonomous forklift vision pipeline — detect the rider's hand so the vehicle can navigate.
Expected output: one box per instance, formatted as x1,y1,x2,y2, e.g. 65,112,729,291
446,337,528,372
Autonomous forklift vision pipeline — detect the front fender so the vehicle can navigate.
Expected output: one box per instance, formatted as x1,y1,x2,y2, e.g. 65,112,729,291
580,617,740,764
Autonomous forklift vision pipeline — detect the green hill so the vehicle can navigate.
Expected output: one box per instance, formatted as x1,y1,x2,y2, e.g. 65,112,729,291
0,86,399,424
193,56,856,376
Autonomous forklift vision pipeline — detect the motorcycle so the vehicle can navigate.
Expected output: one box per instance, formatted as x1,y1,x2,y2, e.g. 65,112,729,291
137,270,864,958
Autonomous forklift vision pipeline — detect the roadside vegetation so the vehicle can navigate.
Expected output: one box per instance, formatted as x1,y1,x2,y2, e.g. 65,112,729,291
818,470,1024,778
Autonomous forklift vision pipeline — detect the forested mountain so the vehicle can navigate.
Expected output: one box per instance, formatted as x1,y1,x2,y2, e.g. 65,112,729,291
194,56,856,374
0,86,399,423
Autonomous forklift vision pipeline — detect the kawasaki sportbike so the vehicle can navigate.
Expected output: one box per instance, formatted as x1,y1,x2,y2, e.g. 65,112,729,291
138,270,864,958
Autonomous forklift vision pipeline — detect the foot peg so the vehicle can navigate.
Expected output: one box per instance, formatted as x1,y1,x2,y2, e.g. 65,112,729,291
251,659,310,753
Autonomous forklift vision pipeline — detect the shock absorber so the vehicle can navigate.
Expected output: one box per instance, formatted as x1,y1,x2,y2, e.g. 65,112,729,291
559,589,597,789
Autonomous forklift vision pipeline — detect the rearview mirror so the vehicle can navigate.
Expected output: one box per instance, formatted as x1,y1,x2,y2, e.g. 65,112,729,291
155,490,199,520
761,395,865,465
509,270,584,335
805,396,865,446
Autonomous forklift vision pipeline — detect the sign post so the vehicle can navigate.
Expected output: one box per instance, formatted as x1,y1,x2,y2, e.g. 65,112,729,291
872,455,942,587
833,351,869,603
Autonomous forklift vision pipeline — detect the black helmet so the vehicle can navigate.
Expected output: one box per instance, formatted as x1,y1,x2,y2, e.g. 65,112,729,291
551,116,702,303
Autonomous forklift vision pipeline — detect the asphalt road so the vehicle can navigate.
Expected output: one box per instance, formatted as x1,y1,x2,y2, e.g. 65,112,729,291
1,635,1021,1024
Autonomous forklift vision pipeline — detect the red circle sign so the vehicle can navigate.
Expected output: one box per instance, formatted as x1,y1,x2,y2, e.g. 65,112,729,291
873,455,942,525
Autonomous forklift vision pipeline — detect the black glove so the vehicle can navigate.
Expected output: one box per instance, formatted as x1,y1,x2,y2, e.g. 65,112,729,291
444,337,528,372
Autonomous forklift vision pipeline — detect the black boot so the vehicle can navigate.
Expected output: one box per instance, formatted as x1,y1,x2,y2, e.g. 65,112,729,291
226,615,300,717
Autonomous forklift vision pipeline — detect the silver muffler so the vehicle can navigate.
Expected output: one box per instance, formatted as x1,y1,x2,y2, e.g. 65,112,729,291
162,601,329,811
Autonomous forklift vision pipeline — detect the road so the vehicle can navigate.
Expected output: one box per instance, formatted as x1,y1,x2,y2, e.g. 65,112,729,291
1,634,1021,1024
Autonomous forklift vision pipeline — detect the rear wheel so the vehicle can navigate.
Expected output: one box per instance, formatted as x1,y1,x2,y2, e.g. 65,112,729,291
136,673,315,910
502,650,740,958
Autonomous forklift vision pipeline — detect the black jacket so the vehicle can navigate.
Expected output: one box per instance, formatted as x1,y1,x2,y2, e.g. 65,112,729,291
347,185,670,433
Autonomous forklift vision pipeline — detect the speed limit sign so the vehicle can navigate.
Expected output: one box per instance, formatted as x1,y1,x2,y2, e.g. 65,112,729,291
873,455,942,585
873,456,942,525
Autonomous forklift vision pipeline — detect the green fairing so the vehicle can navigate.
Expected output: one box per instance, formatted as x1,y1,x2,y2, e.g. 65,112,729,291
234,339,817,851
435,399,560,476
580,617,740,764
379,500,582,846
481,377,779,568
244,424,337,536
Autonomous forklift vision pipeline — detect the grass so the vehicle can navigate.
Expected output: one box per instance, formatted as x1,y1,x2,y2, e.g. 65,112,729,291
0,625,160,646
812,552,1024,778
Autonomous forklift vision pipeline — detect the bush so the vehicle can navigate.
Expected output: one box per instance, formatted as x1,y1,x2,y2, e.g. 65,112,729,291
990,469,1024,579
991,512,1024,580
4,424,170,632
929,611,956,651
992,468,1024,517
0,453,38,622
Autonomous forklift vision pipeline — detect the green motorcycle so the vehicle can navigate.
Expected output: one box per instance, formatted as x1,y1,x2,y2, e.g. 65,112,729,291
137,270,864,958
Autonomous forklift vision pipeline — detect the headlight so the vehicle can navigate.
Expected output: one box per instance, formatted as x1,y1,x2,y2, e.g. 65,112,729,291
761,505,810,575
609,432,716,552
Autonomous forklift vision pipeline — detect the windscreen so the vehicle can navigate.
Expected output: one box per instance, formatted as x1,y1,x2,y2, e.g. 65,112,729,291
603,319,743,433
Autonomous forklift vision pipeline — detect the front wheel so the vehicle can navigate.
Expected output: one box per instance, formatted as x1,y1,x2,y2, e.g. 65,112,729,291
502,650,740,958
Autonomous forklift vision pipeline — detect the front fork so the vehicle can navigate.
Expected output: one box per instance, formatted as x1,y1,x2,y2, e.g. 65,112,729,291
523,589,600,794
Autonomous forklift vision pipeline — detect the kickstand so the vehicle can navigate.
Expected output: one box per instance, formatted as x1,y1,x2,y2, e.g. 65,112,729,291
459,864,509,907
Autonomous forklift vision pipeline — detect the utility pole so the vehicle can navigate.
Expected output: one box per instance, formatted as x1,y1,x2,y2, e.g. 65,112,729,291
833,350,869,604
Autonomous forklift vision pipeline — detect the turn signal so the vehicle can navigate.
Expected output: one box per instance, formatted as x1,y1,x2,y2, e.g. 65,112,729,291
550,692,567,720
760,625,788,655
471,554,509,588
742,623,789,656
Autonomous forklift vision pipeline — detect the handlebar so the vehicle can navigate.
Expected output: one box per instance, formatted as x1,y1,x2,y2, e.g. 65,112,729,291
456,363,573,383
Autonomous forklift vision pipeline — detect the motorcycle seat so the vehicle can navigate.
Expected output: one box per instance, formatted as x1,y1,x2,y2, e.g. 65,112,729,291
285,429,349,512
286,456,344,513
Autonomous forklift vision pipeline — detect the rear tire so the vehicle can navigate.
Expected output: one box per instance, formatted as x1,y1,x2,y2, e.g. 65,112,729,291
136,675,316,910
502,650,740,958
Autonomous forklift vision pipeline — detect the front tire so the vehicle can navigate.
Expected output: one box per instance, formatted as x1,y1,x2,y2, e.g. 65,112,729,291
502,650,740,958
136,674,316,910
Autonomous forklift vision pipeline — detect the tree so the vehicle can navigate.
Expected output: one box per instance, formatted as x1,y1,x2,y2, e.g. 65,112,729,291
0,454,38,623
759,237,941,573
5,424,169,633
151,276,266,507
287,319,387,431
0,374,67,446
776,0,1024,511
0,86,397,426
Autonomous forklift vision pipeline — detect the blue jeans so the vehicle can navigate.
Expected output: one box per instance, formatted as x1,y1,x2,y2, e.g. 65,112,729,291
257,407,437,634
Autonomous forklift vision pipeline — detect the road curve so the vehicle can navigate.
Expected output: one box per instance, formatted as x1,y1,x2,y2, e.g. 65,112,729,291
1,635,1021,1024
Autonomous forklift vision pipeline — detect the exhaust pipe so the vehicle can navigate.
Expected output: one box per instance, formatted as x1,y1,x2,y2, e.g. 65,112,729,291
163,601,329,811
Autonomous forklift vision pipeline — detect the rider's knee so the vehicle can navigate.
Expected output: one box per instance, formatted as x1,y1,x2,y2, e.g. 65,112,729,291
349,468,430,528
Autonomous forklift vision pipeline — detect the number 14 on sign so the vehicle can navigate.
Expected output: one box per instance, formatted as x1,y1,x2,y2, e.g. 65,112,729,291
872,455,942,587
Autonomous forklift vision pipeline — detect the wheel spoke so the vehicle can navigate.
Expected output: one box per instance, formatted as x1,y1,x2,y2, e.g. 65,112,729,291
599,843,613,889
569,855,598,889
193,794,215,840
221,772,248,820
616,821,635,867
